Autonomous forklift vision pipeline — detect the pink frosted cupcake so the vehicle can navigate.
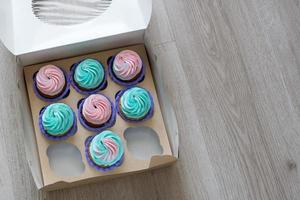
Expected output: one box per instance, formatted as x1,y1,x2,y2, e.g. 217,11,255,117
33,65,69,102
78,94,116,132
108,50,145,86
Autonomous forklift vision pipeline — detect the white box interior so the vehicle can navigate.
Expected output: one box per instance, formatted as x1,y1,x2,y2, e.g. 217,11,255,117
0,0,152,65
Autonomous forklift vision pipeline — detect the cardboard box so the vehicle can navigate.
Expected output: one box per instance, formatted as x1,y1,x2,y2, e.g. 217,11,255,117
0,0,179,191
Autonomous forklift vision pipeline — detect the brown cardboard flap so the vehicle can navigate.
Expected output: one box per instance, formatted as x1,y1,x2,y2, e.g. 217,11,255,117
149,155,177,169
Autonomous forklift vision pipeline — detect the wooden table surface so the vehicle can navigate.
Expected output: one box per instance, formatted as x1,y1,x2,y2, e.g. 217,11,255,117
1,0,300,199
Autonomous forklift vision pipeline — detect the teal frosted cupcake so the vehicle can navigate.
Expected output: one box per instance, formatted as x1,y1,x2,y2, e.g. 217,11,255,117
70,58,107,94
85,130,124,171
39,103,77,140
116,86,154,122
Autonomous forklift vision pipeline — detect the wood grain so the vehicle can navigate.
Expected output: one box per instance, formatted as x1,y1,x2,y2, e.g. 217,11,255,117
0,0,300,199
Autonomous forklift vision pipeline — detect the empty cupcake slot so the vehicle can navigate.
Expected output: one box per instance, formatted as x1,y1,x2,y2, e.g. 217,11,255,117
47,143,85,177
124,126,163,160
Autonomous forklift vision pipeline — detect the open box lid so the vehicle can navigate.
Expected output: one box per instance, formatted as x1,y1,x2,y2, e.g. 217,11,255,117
0,0,152,65
1,0,179,190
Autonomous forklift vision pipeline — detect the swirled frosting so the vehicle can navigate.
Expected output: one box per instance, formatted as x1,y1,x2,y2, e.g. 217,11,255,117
74,59,104,89
36,65,65,96
113,50,142,81
82,94,112,125
120,87,151,119
89,130,124,167
42,103,74,136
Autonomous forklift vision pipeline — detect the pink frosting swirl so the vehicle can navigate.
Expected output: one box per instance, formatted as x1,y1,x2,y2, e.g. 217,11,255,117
113,50,142,81
36,65,65,96
98,138,118,161
82,94,112,125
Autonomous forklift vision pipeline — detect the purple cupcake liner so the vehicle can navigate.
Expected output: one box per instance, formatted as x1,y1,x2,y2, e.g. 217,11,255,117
39,106,77,141
108,56,145,86
115,86,154,123
70,58,107,95
84,136,124,172
78,94,116,133
33,67,71,102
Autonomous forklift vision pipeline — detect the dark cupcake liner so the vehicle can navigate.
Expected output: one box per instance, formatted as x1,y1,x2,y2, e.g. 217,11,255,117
39,106,77,141
78,94,116,132
108,56,145,86
115,86,154,123
33,67,70,102
70,58,107,95
84,136,124,172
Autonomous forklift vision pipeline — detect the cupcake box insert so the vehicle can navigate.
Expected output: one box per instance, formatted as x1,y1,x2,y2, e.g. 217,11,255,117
23,44,178,191
0,0,179,191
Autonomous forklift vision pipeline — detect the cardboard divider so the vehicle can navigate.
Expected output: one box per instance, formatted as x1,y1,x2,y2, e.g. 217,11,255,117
23,44,175,189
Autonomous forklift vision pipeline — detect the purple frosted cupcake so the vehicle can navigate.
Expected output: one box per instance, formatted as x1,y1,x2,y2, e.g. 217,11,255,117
33,65,70,102
108,50,145,86
85,130,124,171
116,86,154,122
78,94,116,132
70,58,107,94
39,103,77,140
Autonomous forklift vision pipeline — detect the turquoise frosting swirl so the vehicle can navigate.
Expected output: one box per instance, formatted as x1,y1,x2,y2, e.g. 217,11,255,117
42,103,74,136
120,87,151,119
74,59,104,89
89,130,124,166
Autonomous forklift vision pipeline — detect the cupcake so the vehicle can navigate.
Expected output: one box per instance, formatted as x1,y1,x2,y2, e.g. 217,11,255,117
33,65,69,102
116,86,154,122
70,58,106,94
85,130,124,171
39,103,77,140
78,94,116,132
108,50,145,86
